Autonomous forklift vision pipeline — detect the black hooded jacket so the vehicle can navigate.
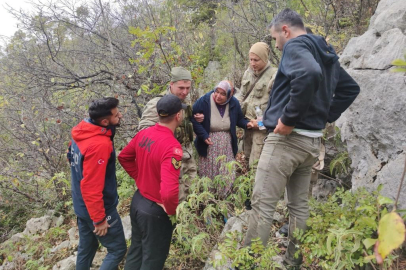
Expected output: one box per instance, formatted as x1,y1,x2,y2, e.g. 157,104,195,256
263,34,360,130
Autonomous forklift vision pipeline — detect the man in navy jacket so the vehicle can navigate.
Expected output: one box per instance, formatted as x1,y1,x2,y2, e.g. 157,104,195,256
243,9,360,269
68,97,126,270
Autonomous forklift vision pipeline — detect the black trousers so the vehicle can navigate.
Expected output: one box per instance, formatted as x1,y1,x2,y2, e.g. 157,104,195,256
124,190,174,270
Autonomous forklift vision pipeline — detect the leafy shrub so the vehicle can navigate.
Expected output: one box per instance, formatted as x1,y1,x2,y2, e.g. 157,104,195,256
166,159,255,268
295,186,397,269
214,233,281,270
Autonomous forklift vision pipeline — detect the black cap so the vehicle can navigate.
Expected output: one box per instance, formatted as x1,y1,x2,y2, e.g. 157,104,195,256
156,94,187,117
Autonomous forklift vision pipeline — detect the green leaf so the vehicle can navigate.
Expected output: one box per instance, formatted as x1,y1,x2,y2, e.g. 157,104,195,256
326,233,334,254
363,238,377,249
358,216,377,229
391,59,406,66
378,195,394,206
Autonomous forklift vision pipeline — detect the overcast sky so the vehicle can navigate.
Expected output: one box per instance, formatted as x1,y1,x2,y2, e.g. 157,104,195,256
0,0,33,38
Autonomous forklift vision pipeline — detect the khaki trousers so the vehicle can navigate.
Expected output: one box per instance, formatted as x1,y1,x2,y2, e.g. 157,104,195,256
244,132,320,265
243,129,268,167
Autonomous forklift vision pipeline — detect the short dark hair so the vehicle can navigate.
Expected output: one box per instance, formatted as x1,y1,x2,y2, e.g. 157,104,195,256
305,27,313,34
89,97,119,122
269,9,305,31
158,114,177,124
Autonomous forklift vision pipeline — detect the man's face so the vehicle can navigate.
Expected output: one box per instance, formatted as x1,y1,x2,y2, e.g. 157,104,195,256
105,107,122,127
249,53,267,72
270,26,288,51
170,80,192,101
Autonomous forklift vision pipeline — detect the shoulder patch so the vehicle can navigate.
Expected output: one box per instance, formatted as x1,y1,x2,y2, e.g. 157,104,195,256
173,147,183,156
171,157,182,170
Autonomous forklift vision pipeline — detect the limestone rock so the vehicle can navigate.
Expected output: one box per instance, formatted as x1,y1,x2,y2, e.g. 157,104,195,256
203,213,248,270
53,255,76,270
373,152,406,205
51,215,65,228
68,227,79,244
10,232,25,243
122,215,132,240
51,240,70,253
336,69,406,203
312,179,339,201
337,0,406,210
340,28,406,70
369,0,406,34
196,61,222,99
23,215,53,235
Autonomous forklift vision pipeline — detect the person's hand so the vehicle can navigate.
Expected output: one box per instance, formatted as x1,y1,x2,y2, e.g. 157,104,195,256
204,137,213,145
250,119,258,129
274,118,294,135
157,203,167,214
93,220,110,236
194,113,204,123
247,122,254,129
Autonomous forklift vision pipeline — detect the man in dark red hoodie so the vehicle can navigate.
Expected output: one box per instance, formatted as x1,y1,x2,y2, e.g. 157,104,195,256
68,97,126,270
118,94,185,270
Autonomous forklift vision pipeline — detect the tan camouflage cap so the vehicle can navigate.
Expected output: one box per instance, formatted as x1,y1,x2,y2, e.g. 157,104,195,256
170,67,192,82
249,42,270,63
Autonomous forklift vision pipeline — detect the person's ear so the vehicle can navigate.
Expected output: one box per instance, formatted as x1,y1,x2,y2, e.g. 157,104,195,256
176,111,181,122
100,118,109,127
282,25,289,37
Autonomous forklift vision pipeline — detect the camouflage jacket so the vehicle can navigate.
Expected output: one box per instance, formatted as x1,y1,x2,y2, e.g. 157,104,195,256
138,90,193,146
239,62,277,120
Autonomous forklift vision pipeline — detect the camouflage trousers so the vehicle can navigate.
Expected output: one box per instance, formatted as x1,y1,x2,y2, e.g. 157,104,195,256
243,129,267,167
179,143,197,202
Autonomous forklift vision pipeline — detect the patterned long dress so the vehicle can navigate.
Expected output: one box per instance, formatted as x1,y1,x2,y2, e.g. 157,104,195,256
199,94,236,197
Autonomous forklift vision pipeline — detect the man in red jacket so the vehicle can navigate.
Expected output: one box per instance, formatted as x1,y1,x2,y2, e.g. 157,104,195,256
68,97,126,270
118,94,185,270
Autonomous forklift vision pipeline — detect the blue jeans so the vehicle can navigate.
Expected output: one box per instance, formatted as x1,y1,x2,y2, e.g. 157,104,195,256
76,208,127,270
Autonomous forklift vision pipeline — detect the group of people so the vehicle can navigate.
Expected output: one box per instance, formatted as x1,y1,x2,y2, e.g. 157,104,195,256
68,8,360,270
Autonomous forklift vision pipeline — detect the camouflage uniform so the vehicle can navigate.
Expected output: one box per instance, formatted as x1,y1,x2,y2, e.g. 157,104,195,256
138,89,197,202
239,62,277,167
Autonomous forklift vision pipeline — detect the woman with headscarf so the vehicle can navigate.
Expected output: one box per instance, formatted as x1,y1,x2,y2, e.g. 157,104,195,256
191,80,253,195
239,42,278,167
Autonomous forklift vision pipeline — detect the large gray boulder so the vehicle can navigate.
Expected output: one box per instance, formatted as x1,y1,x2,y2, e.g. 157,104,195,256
23,215,53,235
52,255,76,270
337,0,406,209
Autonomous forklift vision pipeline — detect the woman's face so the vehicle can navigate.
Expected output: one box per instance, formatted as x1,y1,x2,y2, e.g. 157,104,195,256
213,88,227,104
249,52,266,72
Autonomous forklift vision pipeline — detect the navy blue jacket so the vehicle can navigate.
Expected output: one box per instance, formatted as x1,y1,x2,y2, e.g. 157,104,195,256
263,34,360,130
191,90,249,157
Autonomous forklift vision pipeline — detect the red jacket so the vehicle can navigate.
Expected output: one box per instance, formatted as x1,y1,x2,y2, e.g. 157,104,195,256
118,124,182,215
68,119,118,224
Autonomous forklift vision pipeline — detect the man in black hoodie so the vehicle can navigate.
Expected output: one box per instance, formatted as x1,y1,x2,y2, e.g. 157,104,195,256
243,9,360,269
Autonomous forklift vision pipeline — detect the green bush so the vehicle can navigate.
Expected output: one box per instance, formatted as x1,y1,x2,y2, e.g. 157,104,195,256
295,186,397,269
